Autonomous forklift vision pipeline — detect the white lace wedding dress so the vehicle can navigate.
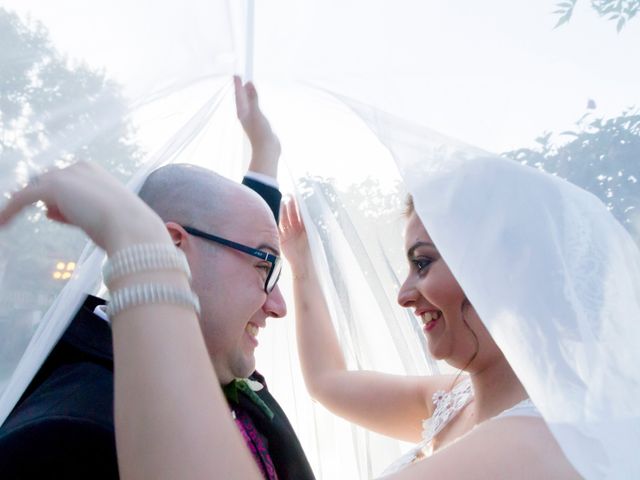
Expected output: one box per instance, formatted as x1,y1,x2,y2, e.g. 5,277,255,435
379,378,540,477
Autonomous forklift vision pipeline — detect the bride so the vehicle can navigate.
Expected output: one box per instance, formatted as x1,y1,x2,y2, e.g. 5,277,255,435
278,192,563,476
0,147,637,478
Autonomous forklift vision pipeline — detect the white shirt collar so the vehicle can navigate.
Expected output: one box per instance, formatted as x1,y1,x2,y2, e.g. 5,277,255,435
93,304,110,324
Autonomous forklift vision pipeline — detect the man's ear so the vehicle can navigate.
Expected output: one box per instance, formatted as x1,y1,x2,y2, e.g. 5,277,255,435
165,222,187,248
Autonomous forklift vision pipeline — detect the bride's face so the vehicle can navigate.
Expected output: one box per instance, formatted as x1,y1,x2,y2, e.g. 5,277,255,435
397,212,494,369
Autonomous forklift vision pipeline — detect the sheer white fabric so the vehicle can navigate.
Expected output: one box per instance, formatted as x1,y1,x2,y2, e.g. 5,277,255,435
368,110,640,477
1,1,639,479
496,399,539,419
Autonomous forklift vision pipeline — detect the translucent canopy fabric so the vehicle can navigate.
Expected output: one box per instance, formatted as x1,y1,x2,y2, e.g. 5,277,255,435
355,100,640,477
1,1,639,478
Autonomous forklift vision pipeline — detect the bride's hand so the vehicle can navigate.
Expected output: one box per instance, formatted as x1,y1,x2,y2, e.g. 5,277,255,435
279,197,312,273
0,161,170,253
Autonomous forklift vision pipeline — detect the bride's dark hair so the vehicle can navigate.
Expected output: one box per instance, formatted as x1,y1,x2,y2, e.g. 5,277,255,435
404,194,415,217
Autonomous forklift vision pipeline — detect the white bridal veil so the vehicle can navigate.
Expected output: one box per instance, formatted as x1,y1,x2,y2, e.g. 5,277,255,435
0,0,639,478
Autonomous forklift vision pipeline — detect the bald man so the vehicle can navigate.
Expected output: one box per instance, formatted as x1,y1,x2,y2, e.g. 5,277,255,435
0,81,315,479
0,165,314,479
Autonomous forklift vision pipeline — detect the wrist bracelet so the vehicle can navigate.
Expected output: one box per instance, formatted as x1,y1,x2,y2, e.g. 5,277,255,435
103,244,190,286
106,283,201,318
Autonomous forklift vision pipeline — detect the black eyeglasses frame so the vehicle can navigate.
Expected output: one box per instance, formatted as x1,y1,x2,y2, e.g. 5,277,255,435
182,225,281,293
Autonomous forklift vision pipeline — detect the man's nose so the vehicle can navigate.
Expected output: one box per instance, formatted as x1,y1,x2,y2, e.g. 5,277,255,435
263,284,287,318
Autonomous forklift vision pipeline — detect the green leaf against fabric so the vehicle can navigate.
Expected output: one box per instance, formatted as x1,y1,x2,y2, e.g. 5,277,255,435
503,108,640,244
553,0,578,28
223,381,240,404
223,379,274,421
553,0,639,30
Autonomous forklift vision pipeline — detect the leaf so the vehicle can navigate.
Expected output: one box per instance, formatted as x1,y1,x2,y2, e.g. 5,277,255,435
235,380,274,420
617,15,627,31
554,11,574,27
559,130,580,137
223,381,240,404
552,0,577,26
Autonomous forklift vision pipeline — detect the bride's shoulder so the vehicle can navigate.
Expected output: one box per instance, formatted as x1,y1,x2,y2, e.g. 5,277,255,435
394,416,580,479
400,416,580,479
464,415,579,478
495,398,540,419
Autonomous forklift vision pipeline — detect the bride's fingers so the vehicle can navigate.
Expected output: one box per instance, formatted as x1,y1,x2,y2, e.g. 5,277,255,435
245,81,258,104
291,198,304,229
286,197,299,231
45,205,70,224
0,180,50,226
234,75,245,117
281,196,302,230
279,196,293,232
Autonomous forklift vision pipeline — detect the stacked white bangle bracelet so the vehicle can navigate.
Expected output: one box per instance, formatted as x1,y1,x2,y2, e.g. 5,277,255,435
103,244,200,318
102,243,190,286
106,283,201,318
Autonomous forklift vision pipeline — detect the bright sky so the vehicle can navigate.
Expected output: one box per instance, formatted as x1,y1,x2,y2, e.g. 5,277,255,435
4,0,639,155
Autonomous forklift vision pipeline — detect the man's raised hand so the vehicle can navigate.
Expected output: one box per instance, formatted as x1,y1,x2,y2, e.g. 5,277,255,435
234,75,281,178
0,162,170,254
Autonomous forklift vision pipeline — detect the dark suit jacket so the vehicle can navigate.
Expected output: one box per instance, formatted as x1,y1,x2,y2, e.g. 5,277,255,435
231,371,315,479
242,176,281,223
0,295,117,479
0,295,314,479
0,178,314,479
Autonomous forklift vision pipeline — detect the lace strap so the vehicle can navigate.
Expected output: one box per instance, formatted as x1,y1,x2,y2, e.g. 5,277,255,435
422,377,474,442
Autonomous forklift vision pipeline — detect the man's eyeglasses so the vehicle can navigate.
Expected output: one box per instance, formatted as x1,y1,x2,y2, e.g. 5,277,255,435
182,226,282,294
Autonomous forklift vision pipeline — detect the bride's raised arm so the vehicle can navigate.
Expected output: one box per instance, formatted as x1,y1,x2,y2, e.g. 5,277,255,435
279,195,580,479
279,197,460,443
109,243,259,479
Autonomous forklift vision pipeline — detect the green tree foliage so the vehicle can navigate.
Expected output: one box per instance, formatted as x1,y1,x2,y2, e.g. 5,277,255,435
0,8,142,381
504,108,640,243
0,8,140,183
554,0,639,31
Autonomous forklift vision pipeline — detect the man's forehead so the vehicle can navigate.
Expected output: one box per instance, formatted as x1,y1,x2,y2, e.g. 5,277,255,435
240,228,280,255
256,240,280,256
250,217,280,251
225,204,280,252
